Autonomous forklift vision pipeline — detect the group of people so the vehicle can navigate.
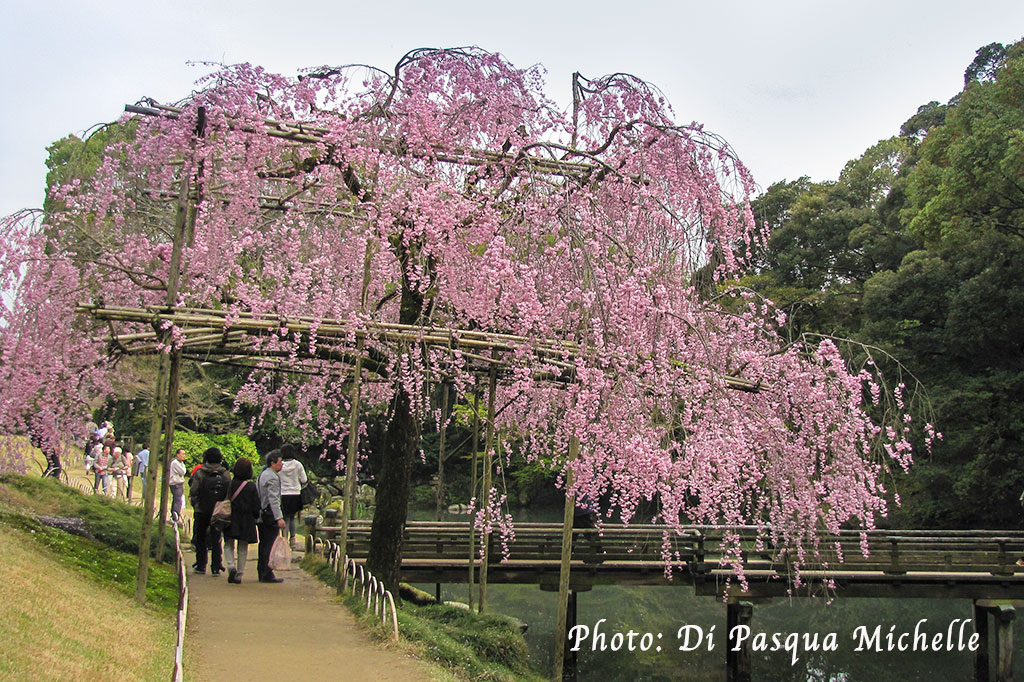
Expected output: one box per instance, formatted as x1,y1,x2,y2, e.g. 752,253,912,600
83,421,150,500
187,443,308,584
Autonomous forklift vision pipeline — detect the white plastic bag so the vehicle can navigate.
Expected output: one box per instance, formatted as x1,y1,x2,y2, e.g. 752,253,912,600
269,534,292,571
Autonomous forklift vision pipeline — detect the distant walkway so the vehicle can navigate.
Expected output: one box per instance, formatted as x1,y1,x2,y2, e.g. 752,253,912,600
184,547,432,682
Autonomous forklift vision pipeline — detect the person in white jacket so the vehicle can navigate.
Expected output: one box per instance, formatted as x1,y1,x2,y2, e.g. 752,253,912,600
168,448,188,525
277,443,307,549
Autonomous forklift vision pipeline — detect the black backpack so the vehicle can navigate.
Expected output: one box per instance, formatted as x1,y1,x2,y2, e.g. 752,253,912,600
196,467,229,512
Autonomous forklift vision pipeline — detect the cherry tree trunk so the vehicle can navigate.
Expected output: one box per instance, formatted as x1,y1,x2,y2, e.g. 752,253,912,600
367,387,418,592
367,250,424,592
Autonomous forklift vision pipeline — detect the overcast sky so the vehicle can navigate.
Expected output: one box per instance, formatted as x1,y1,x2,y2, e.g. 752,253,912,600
2,1,1022,217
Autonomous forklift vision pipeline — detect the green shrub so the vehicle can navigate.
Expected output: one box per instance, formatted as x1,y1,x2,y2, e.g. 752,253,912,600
172,431,259,473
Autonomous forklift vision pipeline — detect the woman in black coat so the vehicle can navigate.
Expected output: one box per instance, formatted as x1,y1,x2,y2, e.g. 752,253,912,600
223,457,261,584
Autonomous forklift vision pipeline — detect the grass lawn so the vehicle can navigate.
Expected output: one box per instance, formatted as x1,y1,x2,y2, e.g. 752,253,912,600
0,473,179,681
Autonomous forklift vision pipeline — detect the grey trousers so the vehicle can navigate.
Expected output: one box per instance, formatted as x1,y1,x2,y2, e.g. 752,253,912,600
224,538,250,576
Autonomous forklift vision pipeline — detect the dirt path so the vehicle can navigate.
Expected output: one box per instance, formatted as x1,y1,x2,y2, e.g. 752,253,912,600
184,547,434,682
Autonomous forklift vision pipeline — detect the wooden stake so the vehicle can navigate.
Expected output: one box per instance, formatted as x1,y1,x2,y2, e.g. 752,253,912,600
134,353,169,604
478,367,497,614
552,435,579,682
155,350,183,563
338,351,363,593
468,380,480,610
435,381,450,604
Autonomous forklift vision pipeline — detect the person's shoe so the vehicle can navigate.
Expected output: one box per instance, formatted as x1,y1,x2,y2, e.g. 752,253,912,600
193,567,205,575
228,569,241,584
258,574,284,583
211,569,221,576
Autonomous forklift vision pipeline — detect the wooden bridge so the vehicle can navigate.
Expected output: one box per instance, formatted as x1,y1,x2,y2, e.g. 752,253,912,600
313,519,1024,600
310,519,1024,681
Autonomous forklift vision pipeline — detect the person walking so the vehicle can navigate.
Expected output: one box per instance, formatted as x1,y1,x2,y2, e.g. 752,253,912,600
93,445,111,496
256,450,286,583
168,448,188,525
278,443,308,550
190,447,230,575
135,446,150,499
110,446,127,500
223,457,260,584
124,448,136,501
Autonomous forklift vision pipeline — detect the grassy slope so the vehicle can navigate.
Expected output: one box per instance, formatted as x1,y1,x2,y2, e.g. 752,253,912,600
0,522,175,681
0,474,178,681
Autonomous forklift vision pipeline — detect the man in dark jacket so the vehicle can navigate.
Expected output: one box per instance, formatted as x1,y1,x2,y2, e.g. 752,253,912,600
189,447,230,575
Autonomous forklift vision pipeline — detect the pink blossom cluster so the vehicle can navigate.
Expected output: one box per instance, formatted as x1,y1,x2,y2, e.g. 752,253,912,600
1,49,932,578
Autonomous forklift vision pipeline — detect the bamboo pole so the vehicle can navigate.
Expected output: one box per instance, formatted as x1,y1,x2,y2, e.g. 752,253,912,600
133,106,205,602
478,367,497,614
553,435,580,682
435,382,450,522
468,380,480,610
155,350,183,563
134,352,169,604
338,353,363,594
435,382,450,603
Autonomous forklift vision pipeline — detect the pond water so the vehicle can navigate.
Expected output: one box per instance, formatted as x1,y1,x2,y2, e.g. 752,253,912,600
410,507,1023,680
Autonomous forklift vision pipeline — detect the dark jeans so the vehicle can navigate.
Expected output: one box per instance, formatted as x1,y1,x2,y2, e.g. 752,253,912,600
193,512,223,572
257,521,279,578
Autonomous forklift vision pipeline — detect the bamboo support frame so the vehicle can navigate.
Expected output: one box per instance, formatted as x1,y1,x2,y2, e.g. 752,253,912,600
80,304,761,393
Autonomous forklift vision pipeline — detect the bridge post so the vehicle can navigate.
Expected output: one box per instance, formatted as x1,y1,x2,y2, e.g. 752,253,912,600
726,601,753,682
975,601,990,682
996,605,1015,682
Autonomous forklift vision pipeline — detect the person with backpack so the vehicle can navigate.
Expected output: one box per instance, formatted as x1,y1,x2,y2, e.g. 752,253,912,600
189,447,230,575
221,457,261,584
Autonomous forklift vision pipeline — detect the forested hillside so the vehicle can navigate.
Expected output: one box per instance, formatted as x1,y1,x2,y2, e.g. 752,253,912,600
747,40,1024,528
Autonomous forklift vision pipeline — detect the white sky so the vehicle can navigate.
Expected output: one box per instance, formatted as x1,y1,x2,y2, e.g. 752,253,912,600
2,0,1022,216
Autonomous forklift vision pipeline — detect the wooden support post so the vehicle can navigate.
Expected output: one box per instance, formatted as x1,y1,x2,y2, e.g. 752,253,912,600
134,107,205,602
478,367,497,614
338,353,363,594
155,350,183,563
468,381,480,610
134,352,169,604
726,601,753,682
564,589,579,682
435,381,449,604
976,602,990,682
552,435,579,682
997,605,1015,682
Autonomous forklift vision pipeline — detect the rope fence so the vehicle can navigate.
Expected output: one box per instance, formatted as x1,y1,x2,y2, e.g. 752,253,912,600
171,523,189,682
318,538,399,641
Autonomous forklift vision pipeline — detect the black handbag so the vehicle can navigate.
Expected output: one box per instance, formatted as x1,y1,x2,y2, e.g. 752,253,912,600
299,481,318,507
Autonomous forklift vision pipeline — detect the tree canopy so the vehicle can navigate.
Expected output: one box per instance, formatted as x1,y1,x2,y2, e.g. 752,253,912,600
749,38,1024,529
0,48,927,588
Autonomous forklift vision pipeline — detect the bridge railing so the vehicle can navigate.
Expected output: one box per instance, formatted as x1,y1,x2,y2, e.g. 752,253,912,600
312,520,1024,577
